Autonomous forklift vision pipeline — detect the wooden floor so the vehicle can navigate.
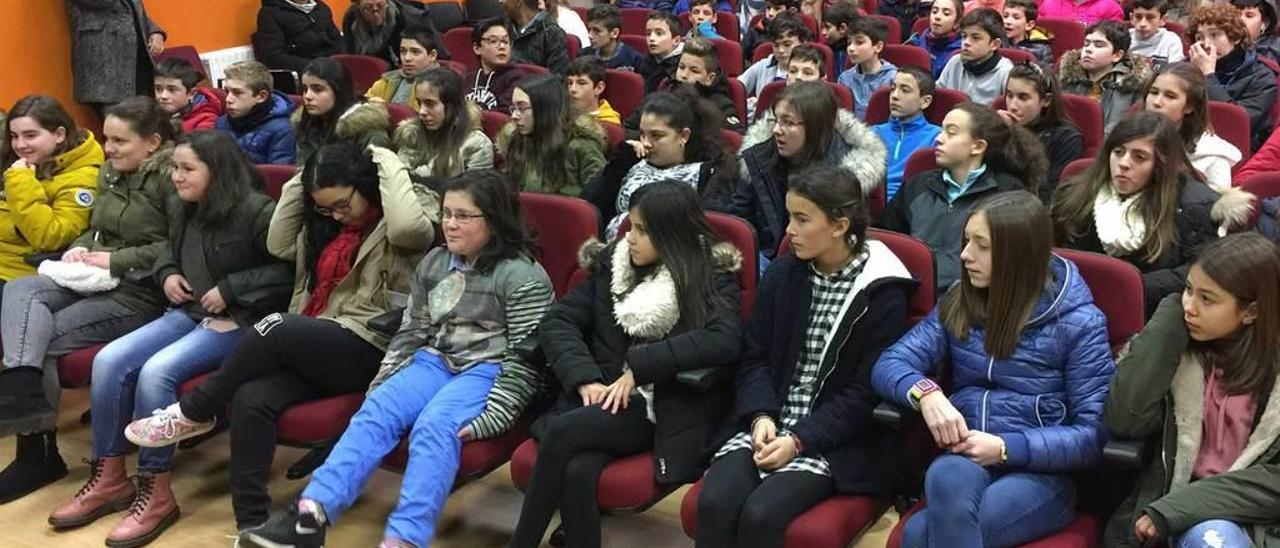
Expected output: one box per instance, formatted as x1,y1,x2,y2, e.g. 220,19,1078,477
0,389,896,547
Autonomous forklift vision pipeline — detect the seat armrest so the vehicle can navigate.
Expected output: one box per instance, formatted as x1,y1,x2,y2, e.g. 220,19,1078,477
368,308,405,337
873,401,905,429
675,367,732,390
1103,439,1149,469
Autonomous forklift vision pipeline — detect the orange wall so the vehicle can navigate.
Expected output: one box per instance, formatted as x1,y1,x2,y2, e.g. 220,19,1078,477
0,0,353,130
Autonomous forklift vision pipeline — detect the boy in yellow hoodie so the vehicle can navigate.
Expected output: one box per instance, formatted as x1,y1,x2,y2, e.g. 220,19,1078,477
565,55,621,125
365,25,441,110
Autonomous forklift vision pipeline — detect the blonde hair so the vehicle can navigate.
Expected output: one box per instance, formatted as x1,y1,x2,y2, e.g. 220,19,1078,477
223,61,273,94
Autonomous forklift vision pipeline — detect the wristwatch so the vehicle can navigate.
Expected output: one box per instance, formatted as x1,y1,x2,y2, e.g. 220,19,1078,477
908,378,942,409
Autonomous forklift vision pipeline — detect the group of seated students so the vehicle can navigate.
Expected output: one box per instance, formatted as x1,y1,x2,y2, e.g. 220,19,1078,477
0,2,1276,548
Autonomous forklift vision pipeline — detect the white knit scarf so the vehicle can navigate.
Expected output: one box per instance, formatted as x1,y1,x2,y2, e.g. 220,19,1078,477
1092,186,1147,256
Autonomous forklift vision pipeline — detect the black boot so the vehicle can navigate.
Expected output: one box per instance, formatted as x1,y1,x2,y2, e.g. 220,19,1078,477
0,367,56,435
0,430,68,503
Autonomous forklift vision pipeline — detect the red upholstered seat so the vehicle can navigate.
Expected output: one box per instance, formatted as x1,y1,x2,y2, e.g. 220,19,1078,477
865,87,966,126
383,415,533,486
255,164,297,201
1060,158,1093,185
439,59,467,78
1035,18,1087,65
721,128,743,154
480,110,509,143
991,94,1101,159
386,103,415,129
1237,171,1280,226
755,80,853,120
619,34,648,58
726,78,748,123
332,54,390,95
276,393,365,446
870,15,903,45
1054,248,1144,353
910,17,928,37
999,47,1036,64
443,27,479,74
1208,101,1253,165
902,147,938,182
518,192,600,297
601,122,625,154
513,63,549,75
680,11,741,42
603,69,645,120
156,46,208,83
887,499,1101,548
620,8,650,35
881,44,932,73
870,228,936,322
711,38,745,78
680,479,889,548
57,344,105,388
178,372,211,395
566,34,581,60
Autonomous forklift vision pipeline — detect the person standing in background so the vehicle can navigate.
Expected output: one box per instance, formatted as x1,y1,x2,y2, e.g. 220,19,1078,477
64,0,166,118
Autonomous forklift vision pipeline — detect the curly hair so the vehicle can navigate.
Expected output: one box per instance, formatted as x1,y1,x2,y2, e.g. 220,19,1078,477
1189,4,1251,46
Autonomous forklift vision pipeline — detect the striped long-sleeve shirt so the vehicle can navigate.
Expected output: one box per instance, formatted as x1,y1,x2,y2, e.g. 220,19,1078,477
369,247,555,439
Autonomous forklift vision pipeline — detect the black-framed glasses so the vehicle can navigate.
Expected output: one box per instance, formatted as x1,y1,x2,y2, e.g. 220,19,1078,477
313,187,358,216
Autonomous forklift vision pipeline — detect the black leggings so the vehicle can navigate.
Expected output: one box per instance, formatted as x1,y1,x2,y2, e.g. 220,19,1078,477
695,449,835,548
178,314,383,528
509,401,655,548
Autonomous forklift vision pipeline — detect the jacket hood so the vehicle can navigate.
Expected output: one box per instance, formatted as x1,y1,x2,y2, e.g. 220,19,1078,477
1058,51,1154,93
267,90,297,119
567,111,608,148
291,100,390,140
1211,186,1256,235
577,238,744,275
1025,27,1054,43
740,109,888,196
1025,254,1097,330
393,102,484,151
132,144,175,180
54,130,105,173
189,88,223,116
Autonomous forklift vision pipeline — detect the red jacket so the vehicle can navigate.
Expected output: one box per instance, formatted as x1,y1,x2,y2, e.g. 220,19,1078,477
1234,125,1280,183
181,87,222,134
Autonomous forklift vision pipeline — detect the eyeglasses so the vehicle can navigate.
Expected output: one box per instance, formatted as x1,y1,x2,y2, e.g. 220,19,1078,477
313,187,358,216
359,2,387,13
442,209,485,225
775,117,805,132
481,36,511,47
507,104,533,116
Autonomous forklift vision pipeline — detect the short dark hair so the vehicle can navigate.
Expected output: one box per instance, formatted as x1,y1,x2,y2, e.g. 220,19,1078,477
1085,20,1131,54
787,165,870,256
106,96,178,144
960,7,1006,43
850,15,890,45
897,65,937,97
824,2,858,29
1233,0,1278,35
766,0,799,8
154,58,203,91
768,12,813,41
1004,0,1039,21
1131,0,1171,15
788,44,826,75
691,0,717,9
442,169,539,273
400,25,439,53
647,10,682,35
565,55,607,84
472,17,509,46
586,4,622,31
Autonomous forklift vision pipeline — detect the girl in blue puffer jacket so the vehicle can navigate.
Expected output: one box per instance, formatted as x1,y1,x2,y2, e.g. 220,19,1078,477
872,190,1116,548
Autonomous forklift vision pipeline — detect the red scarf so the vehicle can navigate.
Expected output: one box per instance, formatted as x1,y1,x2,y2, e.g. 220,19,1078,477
302,208,383,317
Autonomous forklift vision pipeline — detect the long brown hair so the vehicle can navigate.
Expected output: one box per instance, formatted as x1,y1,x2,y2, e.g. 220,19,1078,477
952,102,1048,195
941,190,1052,359
2,95,87,180
773,81,837,168
1143,62,1212,150
1191,233,1280,395
1051,112,1191,264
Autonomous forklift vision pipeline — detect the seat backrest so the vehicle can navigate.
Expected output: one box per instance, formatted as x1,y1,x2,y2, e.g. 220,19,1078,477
869,228,936,325
567,34,581,60
519,192,601,297
680,11,741,42
870,14,902,45
864,87,965,126
332,54,391,96
1164,20,1190,59
439,59,467,78
514,63,550,75
721,128,744,153
712,38,745,77
1258,56,1280,129
621,8,650,35
754,80,853,120
466,0,504,22
255,164,297,201
601,121,625,153
443,27,479,74
1208,101,1253,164
1035,18,1086,64
998,47,1035,65
156,46,208,84
1061,157,1093,184
726,78,748,123
910,17,928,37
386,103,416,129
1237,171,1280,226
990,94,1102,159
881,44,932,73
618,212,758,320
211,87,227,109
902,147,937,181
480,110,510,142
1054,248,1145,352
426,2,466,32
619,34,648,57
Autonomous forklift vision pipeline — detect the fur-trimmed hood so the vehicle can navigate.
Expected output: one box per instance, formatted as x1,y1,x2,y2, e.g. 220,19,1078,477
101,143,174,184
739,109,888,196
392,102,485,164
1211,186,1256,236
291,100,390,140
1058,50,1154,94
1168,351,1280,489
495,111,608,155
576,237,744,274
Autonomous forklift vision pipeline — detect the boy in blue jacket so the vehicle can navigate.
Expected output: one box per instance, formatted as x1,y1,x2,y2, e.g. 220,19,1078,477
838,16,899,120
872,67,941,200
685,0,725,40
214,60,296,165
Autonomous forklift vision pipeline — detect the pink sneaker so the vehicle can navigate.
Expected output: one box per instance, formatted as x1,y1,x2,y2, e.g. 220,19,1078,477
124,404,215,448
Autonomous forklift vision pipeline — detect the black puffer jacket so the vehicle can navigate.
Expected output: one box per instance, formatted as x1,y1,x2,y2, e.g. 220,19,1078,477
1206,48,1277,151
511,11,569,75
1038,122,1085,203
535,239,743,484
253,0,343,73
340,0,446,66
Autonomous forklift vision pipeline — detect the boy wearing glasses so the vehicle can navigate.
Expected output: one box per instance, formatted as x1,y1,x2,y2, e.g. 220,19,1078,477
466,19,531,111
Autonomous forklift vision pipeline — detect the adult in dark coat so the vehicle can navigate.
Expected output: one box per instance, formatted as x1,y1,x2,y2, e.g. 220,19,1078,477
253,0,343,73
64,0,166,113
340,0,446,66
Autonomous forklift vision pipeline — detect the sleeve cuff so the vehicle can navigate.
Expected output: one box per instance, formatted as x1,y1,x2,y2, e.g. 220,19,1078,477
998,432,1030,468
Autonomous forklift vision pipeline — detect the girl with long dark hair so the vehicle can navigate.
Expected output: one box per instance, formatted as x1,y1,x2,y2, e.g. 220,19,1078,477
499,74,607,197
122,141,437,531
1104,233,1280,548
873,191,1116,547
1143,62,1241,191
294,57,392,166
998,61,1084,201
50,130,292,546
241,169,554,548
393,67,494,178
509,181,744,548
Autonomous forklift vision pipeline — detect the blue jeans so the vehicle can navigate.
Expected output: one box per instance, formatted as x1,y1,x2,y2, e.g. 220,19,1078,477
1178,520,1252,548
902,454,1078,548
302,350,499,546
90,308,244,472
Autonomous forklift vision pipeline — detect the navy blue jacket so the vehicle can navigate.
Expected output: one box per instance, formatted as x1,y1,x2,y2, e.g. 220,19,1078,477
872,255,1116,472
214,91,297,166
714,241,914,494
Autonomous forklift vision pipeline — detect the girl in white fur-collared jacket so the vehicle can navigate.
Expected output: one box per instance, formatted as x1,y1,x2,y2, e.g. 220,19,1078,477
509,181,744,548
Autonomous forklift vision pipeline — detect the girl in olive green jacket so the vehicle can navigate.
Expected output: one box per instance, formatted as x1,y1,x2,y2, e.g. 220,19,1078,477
1104,233,1280,548
497,74,606,197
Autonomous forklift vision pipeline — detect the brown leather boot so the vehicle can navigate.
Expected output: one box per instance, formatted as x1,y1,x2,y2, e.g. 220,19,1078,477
105,472,179,548
48,457,135,529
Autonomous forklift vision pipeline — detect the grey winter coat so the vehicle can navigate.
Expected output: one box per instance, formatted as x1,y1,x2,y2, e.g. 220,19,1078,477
64,0,166,104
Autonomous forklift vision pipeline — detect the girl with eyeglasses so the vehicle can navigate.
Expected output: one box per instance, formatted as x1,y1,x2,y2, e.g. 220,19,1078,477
242,169,554,548
122,141,438,533
998,62,1085,201
49,130,293,546
498,73,608,197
